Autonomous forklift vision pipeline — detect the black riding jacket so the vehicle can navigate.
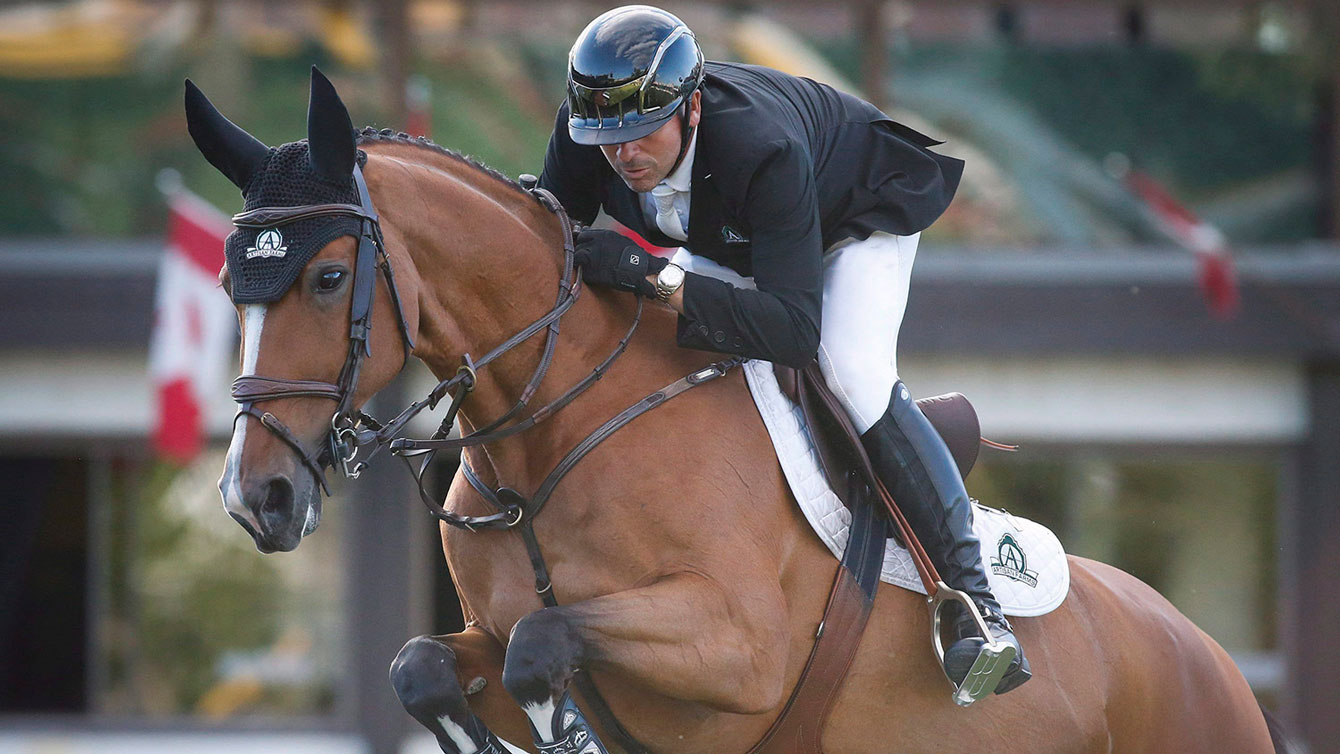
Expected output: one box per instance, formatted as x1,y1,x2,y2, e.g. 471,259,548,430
539,62,963,368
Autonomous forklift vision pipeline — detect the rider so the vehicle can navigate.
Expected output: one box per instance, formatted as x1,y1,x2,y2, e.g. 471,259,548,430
539,2,1030,703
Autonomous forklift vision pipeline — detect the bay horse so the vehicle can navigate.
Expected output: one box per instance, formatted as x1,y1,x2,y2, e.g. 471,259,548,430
191,70,1281,753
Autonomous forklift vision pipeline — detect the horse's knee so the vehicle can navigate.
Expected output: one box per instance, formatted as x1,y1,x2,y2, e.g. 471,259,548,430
391,634,466,720
502,608,584,705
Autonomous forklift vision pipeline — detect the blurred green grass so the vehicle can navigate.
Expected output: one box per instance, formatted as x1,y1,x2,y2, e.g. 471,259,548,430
0,39,1320,239
0,46,555,237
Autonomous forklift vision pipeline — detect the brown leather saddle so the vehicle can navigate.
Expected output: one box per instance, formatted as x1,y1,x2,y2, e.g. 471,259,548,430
745,364,988,754
773,364,982,495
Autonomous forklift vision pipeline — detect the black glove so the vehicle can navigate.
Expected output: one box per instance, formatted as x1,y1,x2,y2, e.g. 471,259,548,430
574,228,668,298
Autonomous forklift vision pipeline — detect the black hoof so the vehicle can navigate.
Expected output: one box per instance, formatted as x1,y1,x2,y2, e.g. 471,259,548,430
502,608,584,706
391,635,501,753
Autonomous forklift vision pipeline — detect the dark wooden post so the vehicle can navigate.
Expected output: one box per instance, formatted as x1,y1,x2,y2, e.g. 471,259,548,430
376,0,411,126
1293,362,1340,750
350,3,420,731
1324,5,1340,239
994,3,1020,42
857,0,888,107
349,8,427,752
1122,4,1146,46
343,377,424,754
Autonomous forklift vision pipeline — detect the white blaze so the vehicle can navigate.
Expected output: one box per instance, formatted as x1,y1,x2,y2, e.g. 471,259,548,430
432,716,528,754
435,716,478,753
522,700,558,743
219,305,266,529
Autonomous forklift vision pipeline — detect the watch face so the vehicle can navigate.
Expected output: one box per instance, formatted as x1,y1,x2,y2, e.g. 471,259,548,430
655,263,685,301
660,264,685,287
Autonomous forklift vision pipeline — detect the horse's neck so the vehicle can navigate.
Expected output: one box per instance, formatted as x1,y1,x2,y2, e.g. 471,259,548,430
366,146,643,479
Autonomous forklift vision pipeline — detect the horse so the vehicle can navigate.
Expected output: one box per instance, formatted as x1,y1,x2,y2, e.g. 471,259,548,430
190,69,1281,753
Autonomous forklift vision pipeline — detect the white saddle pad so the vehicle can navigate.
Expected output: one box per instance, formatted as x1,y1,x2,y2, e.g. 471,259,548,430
743,359,1069,617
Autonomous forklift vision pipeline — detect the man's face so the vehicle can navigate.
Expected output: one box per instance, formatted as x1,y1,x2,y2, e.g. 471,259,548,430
600,91,701,193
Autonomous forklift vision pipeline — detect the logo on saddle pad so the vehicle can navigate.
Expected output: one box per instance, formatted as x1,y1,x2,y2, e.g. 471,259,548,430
245,228,288,259
990,533,1039,588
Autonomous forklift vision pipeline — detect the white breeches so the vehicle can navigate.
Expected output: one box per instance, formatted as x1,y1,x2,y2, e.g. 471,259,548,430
669,230,917,435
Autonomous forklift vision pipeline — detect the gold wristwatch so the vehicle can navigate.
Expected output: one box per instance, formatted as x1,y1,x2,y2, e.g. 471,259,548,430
654,263,686,302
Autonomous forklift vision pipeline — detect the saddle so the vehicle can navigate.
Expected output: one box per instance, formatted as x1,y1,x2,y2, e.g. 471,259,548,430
773,364,982,497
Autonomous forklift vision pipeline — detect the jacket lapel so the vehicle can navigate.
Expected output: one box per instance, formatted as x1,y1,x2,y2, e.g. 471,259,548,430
687,153,724,252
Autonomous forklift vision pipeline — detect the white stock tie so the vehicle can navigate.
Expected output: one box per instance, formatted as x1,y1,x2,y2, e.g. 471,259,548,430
651,184,688,242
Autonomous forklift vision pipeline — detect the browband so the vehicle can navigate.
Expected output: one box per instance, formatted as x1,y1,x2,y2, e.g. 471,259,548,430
232,202,373,228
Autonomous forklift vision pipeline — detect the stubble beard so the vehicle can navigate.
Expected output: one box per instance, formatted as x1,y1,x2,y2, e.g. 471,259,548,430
618,164,665,193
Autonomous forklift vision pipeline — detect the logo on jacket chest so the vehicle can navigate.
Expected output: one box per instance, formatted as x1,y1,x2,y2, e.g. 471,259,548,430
720,225,748,244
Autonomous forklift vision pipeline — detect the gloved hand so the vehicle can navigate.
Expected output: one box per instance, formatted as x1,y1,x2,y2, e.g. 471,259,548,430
574,228,668,298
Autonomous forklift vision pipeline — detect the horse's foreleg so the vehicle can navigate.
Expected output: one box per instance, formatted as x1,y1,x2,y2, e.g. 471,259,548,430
391,628,535,754
502,572,788,752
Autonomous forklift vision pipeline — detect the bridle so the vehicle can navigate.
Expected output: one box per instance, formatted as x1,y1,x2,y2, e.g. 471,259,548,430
225,162,660,528
226,160,598,503
229,163,415,495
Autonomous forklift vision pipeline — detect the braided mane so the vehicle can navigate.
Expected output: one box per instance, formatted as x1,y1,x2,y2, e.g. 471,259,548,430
355,126,529,198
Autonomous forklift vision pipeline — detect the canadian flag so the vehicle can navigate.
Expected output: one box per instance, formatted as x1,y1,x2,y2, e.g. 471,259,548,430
148,187,235,463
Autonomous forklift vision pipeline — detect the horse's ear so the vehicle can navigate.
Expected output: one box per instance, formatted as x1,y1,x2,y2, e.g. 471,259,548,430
307,66,357,182
184,79,270,191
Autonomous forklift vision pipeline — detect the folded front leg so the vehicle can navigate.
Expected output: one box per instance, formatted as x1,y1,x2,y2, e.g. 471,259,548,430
392,627,534,753
501,571,790,752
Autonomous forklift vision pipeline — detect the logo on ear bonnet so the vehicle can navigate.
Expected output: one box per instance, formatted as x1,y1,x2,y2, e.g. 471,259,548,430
246,228,289,259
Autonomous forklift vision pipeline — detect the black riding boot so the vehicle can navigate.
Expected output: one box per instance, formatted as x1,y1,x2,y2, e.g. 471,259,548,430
860,381,1031,695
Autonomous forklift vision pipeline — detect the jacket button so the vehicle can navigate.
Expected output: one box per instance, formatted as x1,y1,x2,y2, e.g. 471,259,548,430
713,330,726,344
698,324,709,336
732,336,743,348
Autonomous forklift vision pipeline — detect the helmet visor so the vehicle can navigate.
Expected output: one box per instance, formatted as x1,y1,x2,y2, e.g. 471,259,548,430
567,76,684,144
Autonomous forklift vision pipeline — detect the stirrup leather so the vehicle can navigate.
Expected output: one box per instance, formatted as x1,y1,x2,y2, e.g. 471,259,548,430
929,582,1016,707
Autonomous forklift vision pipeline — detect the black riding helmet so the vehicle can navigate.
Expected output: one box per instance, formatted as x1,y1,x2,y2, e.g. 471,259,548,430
566,5,704,147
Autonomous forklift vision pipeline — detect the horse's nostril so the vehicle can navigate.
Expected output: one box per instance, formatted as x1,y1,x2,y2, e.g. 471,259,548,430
259,476,295,520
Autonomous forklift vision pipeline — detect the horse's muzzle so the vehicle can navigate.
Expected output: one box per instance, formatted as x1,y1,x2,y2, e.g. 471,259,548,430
241,472,320,553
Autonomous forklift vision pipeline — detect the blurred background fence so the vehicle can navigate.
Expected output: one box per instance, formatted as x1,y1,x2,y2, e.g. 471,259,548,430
2,1,1339,752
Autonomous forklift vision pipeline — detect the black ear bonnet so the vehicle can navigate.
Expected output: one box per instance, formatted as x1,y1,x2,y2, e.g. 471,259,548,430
224,145,368,303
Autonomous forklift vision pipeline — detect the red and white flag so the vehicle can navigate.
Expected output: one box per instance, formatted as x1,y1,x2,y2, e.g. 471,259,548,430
148,187,235,463
1124,169,1240,320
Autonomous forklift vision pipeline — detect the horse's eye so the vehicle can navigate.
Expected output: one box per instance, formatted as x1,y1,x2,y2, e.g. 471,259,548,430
317,269,346,291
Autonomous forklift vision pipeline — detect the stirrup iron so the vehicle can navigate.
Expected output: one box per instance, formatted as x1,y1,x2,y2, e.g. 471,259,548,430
929,582,1016,707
